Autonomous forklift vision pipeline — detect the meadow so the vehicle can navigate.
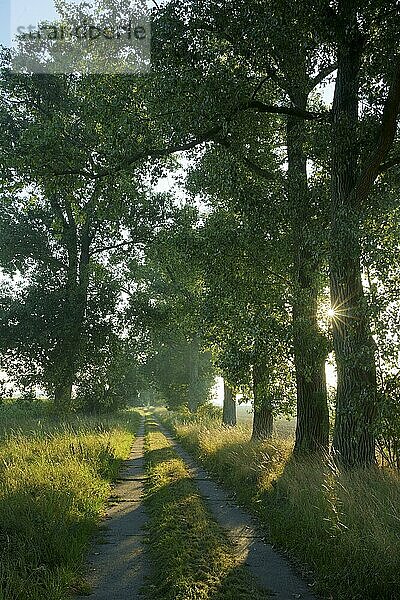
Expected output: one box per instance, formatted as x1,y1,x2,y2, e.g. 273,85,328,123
158,407,400,600
0,399,140,600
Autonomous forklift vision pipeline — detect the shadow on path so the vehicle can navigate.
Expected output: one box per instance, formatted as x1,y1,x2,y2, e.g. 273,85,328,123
157,420,318,600
76,419,148,600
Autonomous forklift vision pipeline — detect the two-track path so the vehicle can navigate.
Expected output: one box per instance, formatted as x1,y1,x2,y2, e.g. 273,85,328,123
157,420,317,600
78,417,318,600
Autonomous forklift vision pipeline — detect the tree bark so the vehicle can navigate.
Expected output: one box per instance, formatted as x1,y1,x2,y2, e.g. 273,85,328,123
222,380,237,426
54,381,73,412
251,360,273,440
188,336,200,412
287,101,330,455
252,398,274,440
51,204,91,411
330,3,378,467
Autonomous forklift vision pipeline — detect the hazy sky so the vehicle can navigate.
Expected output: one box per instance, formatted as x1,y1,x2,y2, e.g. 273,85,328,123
2,0,154,46
1,0,58,46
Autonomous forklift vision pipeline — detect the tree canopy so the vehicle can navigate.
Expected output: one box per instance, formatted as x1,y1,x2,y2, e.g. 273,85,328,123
1,0,400,467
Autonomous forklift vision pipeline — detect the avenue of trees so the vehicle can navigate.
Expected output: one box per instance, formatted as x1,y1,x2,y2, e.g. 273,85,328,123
1,0,400,468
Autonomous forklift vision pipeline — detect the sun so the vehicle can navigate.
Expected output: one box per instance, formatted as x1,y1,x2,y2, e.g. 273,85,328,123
327,308,336,319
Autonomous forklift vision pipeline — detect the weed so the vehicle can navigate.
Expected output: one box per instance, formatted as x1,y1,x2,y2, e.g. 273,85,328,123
0,401,141,600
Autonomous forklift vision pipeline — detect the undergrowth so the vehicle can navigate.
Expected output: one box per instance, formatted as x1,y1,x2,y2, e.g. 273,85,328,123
143,419,271,600
157,409,400,600
0,401,141,600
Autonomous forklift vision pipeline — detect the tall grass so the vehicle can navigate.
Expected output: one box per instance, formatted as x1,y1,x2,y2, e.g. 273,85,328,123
158,409,400,600
0,400,141,600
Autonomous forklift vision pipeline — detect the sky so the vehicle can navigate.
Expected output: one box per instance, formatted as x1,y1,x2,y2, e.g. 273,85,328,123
1,0,57,46
1,0,155,48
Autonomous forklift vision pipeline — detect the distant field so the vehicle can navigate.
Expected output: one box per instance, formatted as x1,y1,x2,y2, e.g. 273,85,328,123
236,404,296,438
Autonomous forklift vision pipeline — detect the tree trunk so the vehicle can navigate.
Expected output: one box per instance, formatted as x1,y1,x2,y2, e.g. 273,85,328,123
222,381,237,426
252,399,274,440
251,360,273,440
54,381,73,412
52,219,91,411
287,104,330,455
330,3,378,467
188,336,200,412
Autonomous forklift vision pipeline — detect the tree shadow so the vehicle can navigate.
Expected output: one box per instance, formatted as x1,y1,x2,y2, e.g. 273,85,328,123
142,427,272,599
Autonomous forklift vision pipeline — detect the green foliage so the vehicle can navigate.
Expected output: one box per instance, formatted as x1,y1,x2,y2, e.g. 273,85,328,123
75,338,141,414
376,376,400,469
122,207,217,412
193,403,223,422
144,338,215,411
0,55,177,408
0,379,8,404
197,209,295,416
363,203,400,467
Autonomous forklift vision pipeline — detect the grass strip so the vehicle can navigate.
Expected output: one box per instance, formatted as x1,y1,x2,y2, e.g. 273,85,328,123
0,405,141,600
143,418,271,600
157,409,400,600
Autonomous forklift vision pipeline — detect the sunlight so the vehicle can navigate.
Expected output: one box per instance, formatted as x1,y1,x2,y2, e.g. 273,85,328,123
326,301,352,325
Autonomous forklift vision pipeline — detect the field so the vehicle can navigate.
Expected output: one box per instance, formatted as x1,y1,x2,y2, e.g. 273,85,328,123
0,399,141,600
158,408,400,600
235,404,297,437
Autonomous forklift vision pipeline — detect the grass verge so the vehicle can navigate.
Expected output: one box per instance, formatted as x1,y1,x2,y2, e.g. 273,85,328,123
157,409,400,600
143,418,271,600
0,402,141,600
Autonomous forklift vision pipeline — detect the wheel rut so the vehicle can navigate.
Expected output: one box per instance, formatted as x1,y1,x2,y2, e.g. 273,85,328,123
77,417,318,600
77,419,148,600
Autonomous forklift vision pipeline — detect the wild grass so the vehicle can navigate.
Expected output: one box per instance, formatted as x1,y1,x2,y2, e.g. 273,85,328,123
0,400,141,600
158,409,400,600
143,419,271,600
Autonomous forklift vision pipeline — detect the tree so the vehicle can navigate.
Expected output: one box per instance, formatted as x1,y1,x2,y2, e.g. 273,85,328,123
329,1,400,466
362,181,400,467
196,207,295,438
222,380,237,427
152,0,331,451
0,67,169,408
153,0,400,464
122,206,217,412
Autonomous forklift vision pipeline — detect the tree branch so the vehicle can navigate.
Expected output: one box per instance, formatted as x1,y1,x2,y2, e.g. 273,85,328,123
250,66,289,100
51,126,222,179
49,195,68,229
240,100,330,121
309,63,337,90
49,101,330,180
251,77,270,100
90,239,145,256
378,155,400,174
240,155,274,180
218,138,274,180
353,55,400,205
